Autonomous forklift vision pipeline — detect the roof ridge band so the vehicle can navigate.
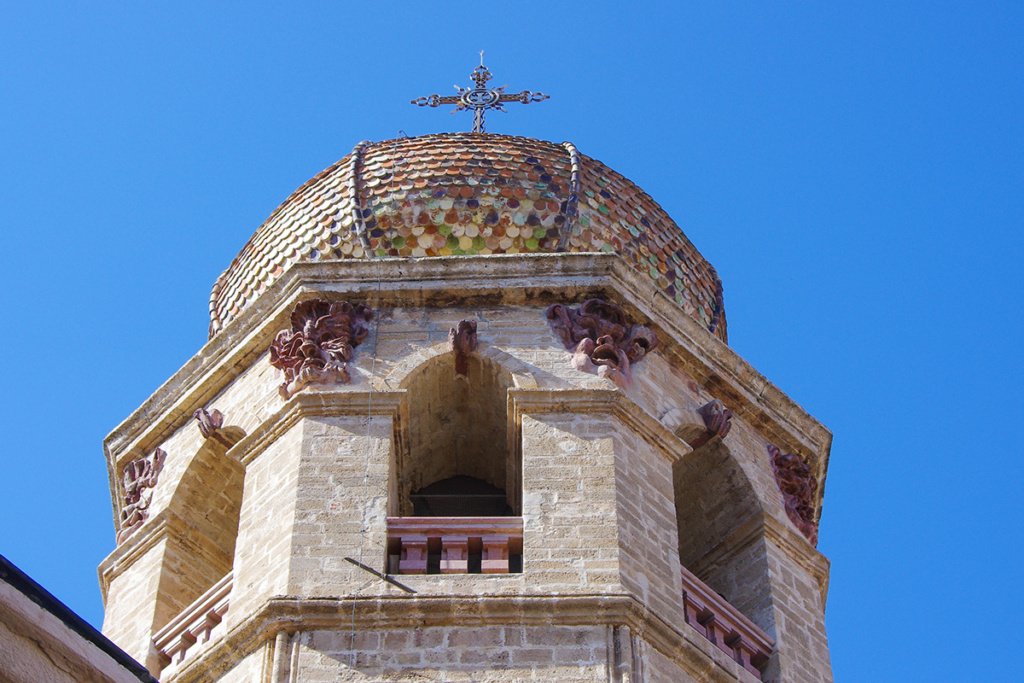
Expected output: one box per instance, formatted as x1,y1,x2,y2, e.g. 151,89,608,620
558,141,582,251
348,140,373,254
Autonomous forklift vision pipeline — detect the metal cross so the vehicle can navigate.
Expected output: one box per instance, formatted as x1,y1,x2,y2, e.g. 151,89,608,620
411,53,549,133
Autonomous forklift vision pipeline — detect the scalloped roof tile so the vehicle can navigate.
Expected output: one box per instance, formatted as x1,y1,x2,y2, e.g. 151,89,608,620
209,133,726,342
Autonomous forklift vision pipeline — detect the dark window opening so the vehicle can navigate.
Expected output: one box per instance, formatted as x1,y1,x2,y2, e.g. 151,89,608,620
410,475,513,517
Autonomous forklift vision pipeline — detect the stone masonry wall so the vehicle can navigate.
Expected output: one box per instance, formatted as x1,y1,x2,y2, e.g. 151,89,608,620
287,415,392,597
763,541,833,683
101,537,167,669
520,413,621,594
295,625,611,682
227,423,303,628
612,425,685,627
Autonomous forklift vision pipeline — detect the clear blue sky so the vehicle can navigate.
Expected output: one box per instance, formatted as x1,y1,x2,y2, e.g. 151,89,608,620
1,2,1021,680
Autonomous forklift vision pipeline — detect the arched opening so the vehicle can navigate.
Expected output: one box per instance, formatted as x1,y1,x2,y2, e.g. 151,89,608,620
156,438,245,627
387,351,522,575
673,440,770,628
395,352,517,517
410,475,513,517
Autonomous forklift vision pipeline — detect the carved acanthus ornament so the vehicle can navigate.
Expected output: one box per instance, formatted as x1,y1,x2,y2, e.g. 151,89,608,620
448,319,478,376
546,298,659,385
767,444,819,546
117,448,166,544
269,299,373,398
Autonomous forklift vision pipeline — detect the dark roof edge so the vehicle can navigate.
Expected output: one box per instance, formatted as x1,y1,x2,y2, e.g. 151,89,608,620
0,553,159,683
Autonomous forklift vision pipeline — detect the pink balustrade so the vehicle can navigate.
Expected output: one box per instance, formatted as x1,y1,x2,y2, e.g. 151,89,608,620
153,572,232,675
387,517,523,575
680,564,775,679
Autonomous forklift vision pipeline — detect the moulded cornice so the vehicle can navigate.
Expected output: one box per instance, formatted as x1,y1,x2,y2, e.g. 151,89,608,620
605,258,832,494
688,511,831,612
229,389,405,467
508,388,694,465
98,507,239,604
98,508,185,602
166,593,762,683
104,254,617,481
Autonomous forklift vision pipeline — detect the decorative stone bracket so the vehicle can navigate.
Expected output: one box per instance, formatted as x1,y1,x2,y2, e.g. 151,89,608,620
768,444,819,546
117,448,166,544
692,399,733,448
665,399,734,449
192,407,243,451
546,298,659,386
448,319,478,377
270,299,373,398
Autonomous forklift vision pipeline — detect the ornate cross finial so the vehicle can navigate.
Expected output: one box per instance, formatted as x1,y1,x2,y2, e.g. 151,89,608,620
411,54,549,133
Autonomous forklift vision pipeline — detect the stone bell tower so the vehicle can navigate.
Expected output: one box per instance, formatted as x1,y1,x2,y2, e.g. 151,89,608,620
99,132,833,682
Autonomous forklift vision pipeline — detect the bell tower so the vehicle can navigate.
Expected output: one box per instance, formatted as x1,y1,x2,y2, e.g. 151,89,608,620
99,134,833,682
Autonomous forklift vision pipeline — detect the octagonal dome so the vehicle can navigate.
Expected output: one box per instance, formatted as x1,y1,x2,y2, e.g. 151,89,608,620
209,133,725,341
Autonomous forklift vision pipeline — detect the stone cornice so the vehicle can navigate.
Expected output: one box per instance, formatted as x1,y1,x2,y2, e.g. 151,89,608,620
605,259,832,510
166,593,762,683
230,389,404,467
509,388,693,464
103,253,831,525
98,509,183,602
104,255,617,482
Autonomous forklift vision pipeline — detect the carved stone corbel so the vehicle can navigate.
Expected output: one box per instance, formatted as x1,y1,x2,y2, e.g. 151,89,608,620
691,399,733,448
193,408,223,439
662,399,733,448
767,444,819,546
269,299,373,398
117,448,166,544
546,298,659,386
192,407,239,451
448,319,478,377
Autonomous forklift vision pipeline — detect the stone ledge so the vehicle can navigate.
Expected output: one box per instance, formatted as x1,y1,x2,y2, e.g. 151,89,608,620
164,593,763,683
229,389,405,467
509,387,693,465
98,508,229,604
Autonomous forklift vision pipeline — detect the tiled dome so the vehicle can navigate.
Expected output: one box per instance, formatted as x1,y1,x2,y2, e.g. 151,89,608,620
209,133,726,341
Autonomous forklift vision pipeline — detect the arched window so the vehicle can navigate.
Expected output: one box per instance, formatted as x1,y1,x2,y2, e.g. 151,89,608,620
395,353,518,517
388,351,522,575
673,441,769,628
158,436,245,623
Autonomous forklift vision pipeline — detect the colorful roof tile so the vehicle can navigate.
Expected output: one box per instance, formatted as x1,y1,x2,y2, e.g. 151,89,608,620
209,134,726,342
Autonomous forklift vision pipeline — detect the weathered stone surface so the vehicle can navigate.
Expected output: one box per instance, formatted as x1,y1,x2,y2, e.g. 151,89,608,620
99,254,832,683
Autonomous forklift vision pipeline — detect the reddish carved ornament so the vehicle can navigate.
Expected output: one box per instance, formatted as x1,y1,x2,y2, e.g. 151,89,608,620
117,448,166,544
546,298,659,385
193,408,223,439
689,399,734,449
767,444,819,546
270,299,373,398
193,407,240,450
448,319,478,376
